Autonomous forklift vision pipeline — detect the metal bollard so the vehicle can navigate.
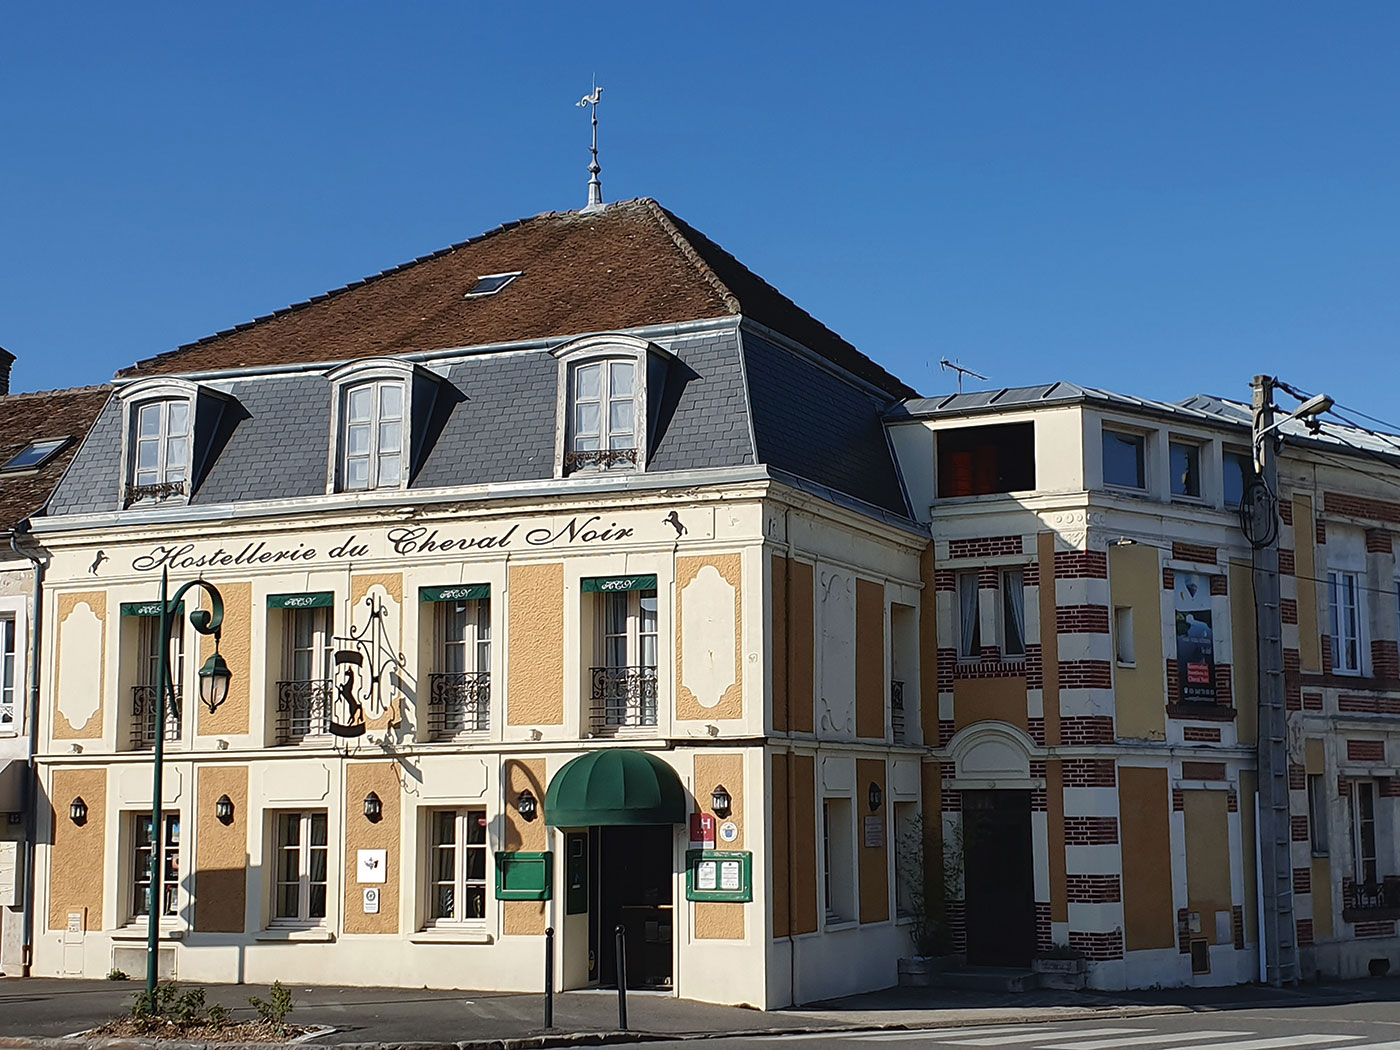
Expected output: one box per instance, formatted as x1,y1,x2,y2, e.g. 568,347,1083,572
544,926,555,1030
614,924,628,1031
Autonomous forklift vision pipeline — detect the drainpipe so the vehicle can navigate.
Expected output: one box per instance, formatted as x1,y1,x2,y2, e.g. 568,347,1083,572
784,509,800,1006
10,524,45,977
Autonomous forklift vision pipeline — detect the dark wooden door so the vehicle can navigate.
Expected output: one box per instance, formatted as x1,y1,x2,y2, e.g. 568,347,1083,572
596,825,673,988
962,790,1036,967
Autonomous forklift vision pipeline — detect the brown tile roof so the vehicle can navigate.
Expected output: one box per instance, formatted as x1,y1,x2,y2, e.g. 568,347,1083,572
0,385,112,531
119,198,915,399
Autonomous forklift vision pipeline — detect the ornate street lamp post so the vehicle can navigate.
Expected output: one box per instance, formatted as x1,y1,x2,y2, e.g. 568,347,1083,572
145,568,232,1000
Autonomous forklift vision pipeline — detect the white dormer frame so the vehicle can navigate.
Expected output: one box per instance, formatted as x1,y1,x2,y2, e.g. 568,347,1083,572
118,377,224,508
551,334,674,479
325,359,440,495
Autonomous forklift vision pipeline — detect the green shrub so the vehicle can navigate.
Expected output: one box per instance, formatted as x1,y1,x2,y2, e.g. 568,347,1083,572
207,1003,230,1029
248,981,294,1027
105,968,129,981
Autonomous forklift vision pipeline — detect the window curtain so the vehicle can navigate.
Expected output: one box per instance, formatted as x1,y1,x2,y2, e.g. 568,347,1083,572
958,573,980,657
1003,570,1026,656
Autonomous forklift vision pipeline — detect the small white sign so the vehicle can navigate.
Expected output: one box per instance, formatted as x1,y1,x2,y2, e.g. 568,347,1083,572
863,815,884,848
363,887,380,914
696,860,717,891
66,912,83,934
718,820,739,844
719,860,741,892
358,848,387,884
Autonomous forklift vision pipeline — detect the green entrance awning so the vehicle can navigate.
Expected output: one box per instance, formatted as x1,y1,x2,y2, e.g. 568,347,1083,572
581,574,657,594
420,584,490,603
267,591,334,610
544,749,687,827
120,601,184,617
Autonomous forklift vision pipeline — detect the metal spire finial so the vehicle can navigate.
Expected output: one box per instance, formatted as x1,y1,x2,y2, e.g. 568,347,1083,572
576,80,604,212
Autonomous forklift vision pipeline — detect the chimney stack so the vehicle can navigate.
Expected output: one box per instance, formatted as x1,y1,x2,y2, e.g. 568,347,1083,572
0,348,13,396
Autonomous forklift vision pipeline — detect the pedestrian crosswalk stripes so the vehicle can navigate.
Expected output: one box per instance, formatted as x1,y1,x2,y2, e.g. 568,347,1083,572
760,1025,1400,1050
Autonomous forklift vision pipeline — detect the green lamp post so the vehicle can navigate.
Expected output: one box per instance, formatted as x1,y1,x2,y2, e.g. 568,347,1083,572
144,568,232,1000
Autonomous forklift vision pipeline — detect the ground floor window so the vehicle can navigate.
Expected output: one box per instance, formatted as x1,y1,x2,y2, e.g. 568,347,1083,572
427,808,488,925
1353,780,1378,887
273,811,328,924
822,797,855,924
132,813,179,920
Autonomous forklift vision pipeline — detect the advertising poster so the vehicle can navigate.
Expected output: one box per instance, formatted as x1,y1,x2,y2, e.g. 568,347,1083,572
1174,572,1216,701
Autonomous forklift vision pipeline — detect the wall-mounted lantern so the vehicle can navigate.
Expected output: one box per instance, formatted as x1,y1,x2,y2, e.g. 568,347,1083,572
711,784,733,818
868,782,883,812
215,794,235,825
69,797,88,826
363,791,383,823
517,788,538,822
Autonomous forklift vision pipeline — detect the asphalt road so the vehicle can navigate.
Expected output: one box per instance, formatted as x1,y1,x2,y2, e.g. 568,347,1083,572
664,1002,1400,1050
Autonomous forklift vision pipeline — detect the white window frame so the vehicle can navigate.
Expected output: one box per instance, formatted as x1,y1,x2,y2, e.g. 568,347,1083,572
430,599,492,737
0,603,22,734
1328,570,1363,676
325,359,436,495
270,810,330,927
955,571,981,660
551,334,674,478
1114,606,1136,667
118,378,208,507
822,797,856,926
278,607,334,743
999,568,1026,659
1102,426,1148,492
565,358,638,470
338,378,406,492
132,616,184,747
593,588,660,729
130,811,181,923
1352,780,1378,887
1168,438,1204,501
0,437,70,473
425,808,489,928
1308,773,1329,856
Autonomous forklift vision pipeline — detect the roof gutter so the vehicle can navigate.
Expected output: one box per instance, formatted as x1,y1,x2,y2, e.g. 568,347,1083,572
9,522,44,977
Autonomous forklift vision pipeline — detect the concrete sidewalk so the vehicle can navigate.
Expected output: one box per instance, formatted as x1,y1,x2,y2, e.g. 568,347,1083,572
0,976,1396,1046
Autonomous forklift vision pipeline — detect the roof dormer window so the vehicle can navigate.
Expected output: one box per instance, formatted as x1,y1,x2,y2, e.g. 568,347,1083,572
551,334,673,478
117,378,222,508
342,380,404,490
326,359,441,494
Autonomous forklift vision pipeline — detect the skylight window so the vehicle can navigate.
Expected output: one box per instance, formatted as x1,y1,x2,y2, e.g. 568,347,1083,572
0,438,69,472
464,272,521,298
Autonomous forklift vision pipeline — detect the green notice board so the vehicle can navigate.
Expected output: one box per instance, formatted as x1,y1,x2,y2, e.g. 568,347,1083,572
495,851,553,901
685,850,752,903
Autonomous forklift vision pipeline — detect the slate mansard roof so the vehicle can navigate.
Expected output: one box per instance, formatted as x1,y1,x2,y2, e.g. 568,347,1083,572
48,201,914,523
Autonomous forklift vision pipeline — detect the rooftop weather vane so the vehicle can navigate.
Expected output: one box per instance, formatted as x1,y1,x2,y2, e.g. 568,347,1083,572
940,358,989,394
577,80,604,211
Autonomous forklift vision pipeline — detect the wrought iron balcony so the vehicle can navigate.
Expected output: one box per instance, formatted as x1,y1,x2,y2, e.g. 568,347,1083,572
890,679,906,744
1343,877,1400,921
276,679,333,744
564,447,637,473
125,479,188,505
427,671,491,739
589,665,659,734
130,684,181,749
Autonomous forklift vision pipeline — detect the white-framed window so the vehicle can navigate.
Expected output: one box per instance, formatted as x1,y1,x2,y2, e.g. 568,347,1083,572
0,437,70,472
427,808,488,926
1328,570,1362,675
130,398,191,500
1352,780,1378,886
1308,773,1329,856
1102,429,1146,490
132,616,183,748
132,812,180,920
1169,440,1202,499
593,589,659,730
822,797,855,924
340,380,405,491
1114,606,1136,666
956,572,980,659
1000,569,1026,658
566,359,637,471
0,615,15,730
430,599,491,737
272,811,329,925
277,607,334,743
1223,448,1254,508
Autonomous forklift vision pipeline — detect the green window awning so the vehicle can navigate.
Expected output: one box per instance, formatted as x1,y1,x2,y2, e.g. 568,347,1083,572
120,601,185,617
581,574,657,594
544,749,687,827
267,591,334,610
419,584,490,603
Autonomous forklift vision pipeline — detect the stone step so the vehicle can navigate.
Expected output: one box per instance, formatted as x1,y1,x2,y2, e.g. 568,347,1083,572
927,966,1045,993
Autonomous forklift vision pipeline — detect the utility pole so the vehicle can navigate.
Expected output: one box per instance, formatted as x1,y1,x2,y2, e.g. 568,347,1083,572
1251,374,1298,987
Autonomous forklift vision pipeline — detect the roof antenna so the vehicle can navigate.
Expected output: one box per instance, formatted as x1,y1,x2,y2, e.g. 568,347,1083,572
576,79,604,212
940,358,989,394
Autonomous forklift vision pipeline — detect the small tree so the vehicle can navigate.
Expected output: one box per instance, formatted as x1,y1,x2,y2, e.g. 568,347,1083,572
896,812,963,958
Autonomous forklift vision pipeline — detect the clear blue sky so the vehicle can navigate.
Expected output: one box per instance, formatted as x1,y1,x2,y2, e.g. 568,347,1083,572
2,3,1397,420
